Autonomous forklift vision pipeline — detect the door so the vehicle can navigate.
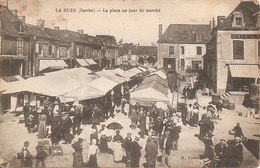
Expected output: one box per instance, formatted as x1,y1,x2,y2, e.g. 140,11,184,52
163,58,176,70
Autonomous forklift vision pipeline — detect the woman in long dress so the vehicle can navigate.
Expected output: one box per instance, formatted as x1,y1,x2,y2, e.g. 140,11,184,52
38,111,47,139
113,140,123,162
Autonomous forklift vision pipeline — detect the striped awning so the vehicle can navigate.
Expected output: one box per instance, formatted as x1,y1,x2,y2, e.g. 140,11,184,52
76,59,89,67
229,64,260,78
85,59,97,65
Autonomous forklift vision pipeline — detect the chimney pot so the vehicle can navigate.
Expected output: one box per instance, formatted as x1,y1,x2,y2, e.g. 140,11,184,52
54,26,59,31
10,10,18,18
37,19,45,29
77,30,84,34
18,16,25,25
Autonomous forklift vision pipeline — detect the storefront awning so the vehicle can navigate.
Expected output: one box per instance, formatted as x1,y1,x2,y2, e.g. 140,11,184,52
75,59,89,67
229,65,260,78
39,60,68,72
85,59,97,65
0,55,27,59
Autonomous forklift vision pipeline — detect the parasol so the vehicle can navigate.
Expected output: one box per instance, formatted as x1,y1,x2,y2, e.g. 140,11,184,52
107,122,123,130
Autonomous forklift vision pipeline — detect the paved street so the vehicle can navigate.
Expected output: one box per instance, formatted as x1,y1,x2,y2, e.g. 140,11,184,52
0,76,259,168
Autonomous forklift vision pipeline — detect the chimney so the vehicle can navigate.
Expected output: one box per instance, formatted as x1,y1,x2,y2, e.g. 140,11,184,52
37,19,45,29
159,24,163,39
77,29,83,34
18,16,25,25
10,10,18,18
54,26,59,31
212,18,215,29
217,16,225,26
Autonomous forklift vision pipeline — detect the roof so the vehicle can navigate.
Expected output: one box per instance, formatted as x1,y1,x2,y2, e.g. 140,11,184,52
25,24,50,39
157,24,212,43
218,1,259,29
43,28,70,45
118,45,157,56
0,5,20,36
59,30,86,43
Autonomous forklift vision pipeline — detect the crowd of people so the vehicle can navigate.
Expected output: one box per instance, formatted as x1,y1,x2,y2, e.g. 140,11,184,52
18,75,247,168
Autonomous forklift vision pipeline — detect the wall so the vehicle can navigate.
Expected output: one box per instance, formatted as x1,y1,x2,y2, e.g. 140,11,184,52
157,43,179,68
216,30,260,94
179,43,206,70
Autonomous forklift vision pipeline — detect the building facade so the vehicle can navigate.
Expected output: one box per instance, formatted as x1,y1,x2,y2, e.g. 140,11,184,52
157,24,211,74
204,1,260,94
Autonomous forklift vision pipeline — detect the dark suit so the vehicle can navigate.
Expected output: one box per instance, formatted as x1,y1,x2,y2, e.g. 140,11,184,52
131,141,142,168
145,141,157,168
50,116,61,145
122,137,132,168
73,112,81,135
214,143,226,167
159,135,172,165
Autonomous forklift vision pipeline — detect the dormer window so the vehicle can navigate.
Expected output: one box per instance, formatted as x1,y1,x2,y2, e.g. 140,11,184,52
232,12,245,27
195,34,201,42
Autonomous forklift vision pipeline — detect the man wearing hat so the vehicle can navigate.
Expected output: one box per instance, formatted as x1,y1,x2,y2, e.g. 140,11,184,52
131,136,142,168
232,123,244,139
145,136,158,168
71,138,84,168
214,139,227,167
159,131,172,166
50,112,62,145
232,137,243,167
61,113,72,144
122,132,132,168
23,102,30,126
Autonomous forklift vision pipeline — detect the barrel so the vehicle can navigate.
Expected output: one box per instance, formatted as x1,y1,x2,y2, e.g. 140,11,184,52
228,101,235,110
222,98,229,108
212,94,221,105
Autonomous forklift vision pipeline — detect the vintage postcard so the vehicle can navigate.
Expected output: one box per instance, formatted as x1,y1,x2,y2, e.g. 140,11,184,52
0,0,259,167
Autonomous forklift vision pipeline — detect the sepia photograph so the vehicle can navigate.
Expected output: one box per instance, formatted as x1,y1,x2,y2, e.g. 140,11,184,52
0,0,259,167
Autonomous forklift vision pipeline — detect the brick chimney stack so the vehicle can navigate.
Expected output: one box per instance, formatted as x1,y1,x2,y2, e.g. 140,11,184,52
54,26,59,31
10,9,18,18
18,16,25,25
37,19,45,29
77,30,84,34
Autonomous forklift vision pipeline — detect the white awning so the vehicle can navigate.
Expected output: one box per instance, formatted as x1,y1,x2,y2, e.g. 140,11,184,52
85,59,97,65
76,59,89,67
39,60,68,72
229,64,260,78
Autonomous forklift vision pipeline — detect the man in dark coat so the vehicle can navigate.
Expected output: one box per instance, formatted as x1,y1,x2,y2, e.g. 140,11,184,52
159,131,172,166
113,130,124,143
71,138,84,168
232,123,244,138
145,136,158,168
50,113,62,145
21,141,32,168
131,136,142,168
122,132,132,168
62,113,73,144
171,124,181,151
73,109,82,135
35,145,48,168
181,104,188,126
214,139,227,167
138,108,146,138
23,102,30,125
232,137,243,167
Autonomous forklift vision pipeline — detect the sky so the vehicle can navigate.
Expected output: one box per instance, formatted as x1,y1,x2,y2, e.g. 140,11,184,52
1,0,255,45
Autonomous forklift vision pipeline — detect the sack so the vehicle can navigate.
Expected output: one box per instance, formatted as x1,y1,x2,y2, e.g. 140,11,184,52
229,130,235,135
17,152,22,159
122,156,127,163
157,155,162,163
49,145,63,156
38,140,50,152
